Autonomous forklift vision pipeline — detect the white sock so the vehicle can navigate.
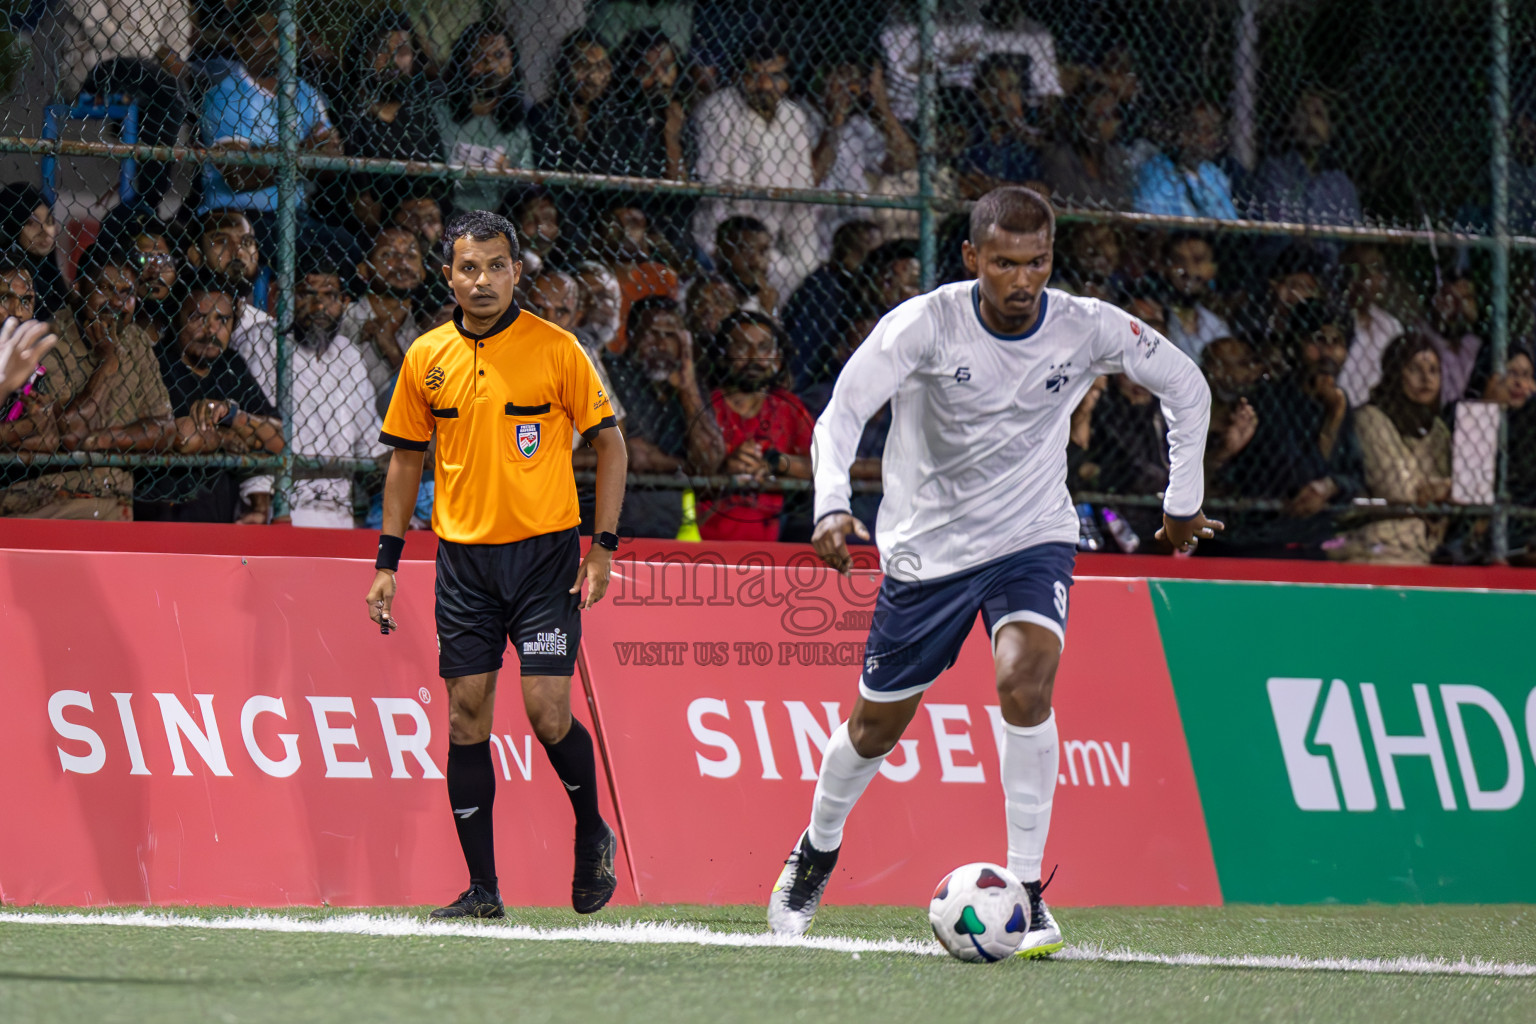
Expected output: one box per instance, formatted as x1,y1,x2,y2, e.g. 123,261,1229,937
1000,710,1058,884
806,722,885,852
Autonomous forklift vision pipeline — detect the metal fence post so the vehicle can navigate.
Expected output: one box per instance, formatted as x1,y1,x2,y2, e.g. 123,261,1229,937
1491,0,1511,561
917,0,938,292
273,0,299,517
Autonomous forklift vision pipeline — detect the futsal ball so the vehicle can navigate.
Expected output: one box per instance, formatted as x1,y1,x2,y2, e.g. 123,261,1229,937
928,862,1030,963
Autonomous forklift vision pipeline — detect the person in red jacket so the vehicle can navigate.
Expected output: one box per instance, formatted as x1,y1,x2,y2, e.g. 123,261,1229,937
701,310,815,540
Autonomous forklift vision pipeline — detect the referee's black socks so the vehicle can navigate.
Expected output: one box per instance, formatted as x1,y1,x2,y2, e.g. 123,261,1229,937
446,740,498,892
543,720,603,840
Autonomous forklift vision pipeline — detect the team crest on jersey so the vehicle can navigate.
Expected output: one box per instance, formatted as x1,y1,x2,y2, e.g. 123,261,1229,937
516,423,540,457
425,366,446,390
953,367,971,383
1045,361,1073,393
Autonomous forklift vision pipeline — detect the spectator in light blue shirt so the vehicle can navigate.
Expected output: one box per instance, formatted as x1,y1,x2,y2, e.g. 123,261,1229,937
199,0,353,265
1134,99,1239,220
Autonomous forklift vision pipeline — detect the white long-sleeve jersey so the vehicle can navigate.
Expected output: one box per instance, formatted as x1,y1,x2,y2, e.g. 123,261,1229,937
813,283,1211,580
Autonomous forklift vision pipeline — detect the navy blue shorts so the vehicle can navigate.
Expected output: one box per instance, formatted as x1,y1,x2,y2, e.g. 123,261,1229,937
859,542,1075,703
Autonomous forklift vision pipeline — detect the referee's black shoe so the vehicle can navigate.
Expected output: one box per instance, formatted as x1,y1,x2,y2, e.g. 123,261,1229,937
429,883,505,920
572,821,618,914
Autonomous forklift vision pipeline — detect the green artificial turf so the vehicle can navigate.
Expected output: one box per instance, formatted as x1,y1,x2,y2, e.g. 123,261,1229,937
0,904,1532,1023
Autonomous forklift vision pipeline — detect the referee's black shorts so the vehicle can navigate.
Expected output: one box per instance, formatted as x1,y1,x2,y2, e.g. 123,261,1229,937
434,527,581,678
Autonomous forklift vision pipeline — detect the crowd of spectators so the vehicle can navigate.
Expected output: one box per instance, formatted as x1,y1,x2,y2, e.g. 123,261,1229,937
1,0,1531,563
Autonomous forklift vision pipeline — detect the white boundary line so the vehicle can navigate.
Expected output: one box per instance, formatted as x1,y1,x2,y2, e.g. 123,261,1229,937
1,911,1534,978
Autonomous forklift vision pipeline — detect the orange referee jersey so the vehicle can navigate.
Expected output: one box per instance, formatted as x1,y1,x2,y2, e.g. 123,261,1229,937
380,303,615,545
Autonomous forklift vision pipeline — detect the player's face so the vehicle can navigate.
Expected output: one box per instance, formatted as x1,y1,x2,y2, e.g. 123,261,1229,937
962,226,1053,330
445,235,520,324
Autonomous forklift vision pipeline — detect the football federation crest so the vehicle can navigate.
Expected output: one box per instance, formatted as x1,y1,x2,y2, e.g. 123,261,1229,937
516,423,540,457
425,366,445,390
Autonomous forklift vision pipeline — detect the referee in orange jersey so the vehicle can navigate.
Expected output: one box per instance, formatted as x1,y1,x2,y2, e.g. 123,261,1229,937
364,210,628,919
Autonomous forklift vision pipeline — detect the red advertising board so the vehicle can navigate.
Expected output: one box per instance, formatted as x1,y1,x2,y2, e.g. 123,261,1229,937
582,552,1221,907
0,549,636,908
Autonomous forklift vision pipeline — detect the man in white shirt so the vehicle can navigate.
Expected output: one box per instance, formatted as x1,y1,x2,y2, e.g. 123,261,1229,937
690,35,819,296
1337,243,1406,407
235,260,388,528
806,59,917,254
341,226,425,416
767,188,1218,959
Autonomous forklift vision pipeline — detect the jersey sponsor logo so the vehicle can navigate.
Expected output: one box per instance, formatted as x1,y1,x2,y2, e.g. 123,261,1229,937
1135,325,1160,358
1045,361,1073,393
523,628,568,656
953,367,971,383
516,423,540,457
1053,580,1068,620
594,389,607,410
425,366,446,390
1130,320,1141,336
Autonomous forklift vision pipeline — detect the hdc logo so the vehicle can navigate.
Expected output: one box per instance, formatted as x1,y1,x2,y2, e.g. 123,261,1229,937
1267,677,1530,813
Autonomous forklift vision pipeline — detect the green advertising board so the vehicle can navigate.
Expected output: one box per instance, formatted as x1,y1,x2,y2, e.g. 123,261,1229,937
1152,580,1536,904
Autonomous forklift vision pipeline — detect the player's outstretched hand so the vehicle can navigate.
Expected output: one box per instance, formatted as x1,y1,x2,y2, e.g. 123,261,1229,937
1155,510,1224,554
365,569,398,633
812,513,870,575
570,547,613,610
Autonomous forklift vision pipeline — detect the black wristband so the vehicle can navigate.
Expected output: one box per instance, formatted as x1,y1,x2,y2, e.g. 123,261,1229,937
594,531,620,552
375,534,406,571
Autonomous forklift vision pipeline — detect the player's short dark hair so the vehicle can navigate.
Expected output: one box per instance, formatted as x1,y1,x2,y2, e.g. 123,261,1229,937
968,186,1054,245
627,294,678,340
716,215,771,248
441,209,519,266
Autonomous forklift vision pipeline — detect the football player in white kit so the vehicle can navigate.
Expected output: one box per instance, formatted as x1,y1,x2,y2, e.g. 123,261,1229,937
766,187,1221,956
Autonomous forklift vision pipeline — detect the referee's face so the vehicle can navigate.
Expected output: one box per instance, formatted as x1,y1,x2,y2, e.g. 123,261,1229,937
445,235,520,328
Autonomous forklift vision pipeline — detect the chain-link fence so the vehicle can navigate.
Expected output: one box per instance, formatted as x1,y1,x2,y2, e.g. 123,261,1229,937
0,0,1533,564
